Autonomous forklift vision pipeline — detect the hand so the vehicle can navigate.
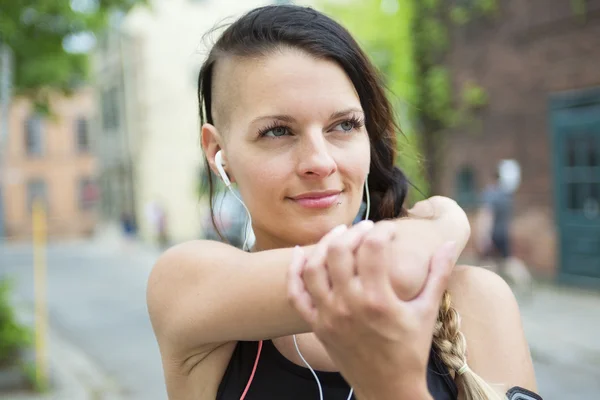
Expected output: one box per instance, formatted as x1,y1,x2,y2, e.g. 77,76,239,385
287,223,456,400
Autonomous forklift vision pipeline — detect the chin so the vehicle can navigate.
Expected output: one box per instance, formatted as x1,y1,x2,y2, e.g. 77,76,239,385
293,215,352,243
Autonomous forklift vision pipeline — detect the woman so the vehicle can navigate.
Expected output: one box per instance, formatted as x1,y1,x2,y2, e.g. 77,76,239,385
147,5,537,400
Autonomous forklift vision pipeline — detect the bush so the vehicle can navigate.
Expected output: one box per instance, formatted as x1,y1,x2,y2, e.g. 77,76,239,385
0,279,32,367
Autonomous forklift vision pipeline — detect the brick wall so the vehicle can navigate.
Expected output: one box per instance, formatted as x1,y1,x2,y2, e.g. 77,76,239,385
441,0,600,276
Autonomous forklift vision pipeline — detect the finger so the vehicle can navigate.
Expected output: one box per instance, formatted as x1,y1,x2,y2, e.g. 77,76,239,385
287,246,317,324
326,220,374,290
355,222,397,295
413,241,456,310
303,225,347,305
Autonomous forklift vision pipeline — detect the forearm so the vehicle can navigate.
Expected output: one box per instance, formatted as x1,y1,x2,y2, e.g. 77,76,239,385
148,240,317,350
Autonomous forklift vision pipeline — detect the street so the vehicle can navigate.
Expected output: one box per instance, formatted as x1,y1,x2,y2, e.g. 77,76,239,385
1,240,600,400
0,240,166,400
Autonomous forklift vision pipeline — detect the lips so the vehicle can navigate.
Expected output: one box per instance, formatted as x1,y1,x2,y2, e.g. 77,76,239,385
289,190,342,209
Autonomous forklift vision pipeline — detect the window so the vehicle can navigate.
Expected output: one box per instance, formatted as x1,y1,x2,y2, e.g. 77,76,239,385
25,115,44,156
79,178,99,210
27,179,48,212
101,87,120,131
455,166,478,208
76,117,90,152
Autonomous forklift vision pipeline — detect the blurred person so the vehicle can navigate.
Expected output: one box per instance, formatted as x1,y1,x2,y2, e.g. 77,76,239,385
120,211,137,249
146,199,170,249
157,206,170,250
474,167,533,296
147,5,538,400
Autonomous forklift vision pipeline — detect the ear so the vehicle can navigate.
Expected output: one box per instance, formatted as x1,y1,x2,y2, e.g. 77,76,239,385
201,123,235,183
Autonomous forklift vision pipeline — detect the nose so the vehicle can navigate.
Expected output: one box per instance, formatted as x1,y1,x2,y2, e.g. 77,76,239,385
296,129,337,179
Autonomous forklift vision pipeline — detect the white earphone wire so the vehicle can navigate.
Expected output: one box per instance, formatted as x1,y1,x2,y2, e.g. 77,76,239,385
293,335,324,400
364,175,370,221
225,185,253,251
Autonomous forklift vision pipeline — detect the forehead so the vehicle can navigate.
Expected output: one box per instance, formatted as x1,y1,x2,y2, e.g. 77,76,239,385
211,49,361,130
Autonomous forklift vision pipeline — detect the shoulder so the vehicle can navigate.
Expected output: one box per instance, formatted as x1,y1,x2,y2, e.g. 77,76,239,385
447,265,522,345
148,240,228,295
448,265,516,309
147,240,239,332
447,265,536,392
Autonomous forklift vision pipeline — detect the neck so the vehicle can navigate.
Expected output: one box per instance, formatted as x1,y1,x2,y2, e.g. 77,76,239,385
252,227,319,252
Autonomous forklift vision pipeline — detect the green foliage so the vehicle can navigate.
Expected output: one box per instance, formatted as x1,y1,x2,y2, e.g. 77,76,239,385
462,81,488,108
475,0,498,16
423,0,440,11
424,66,452,123
421,17,448,55
21,360,50,393
450,6,471,26
0,279,32,366
571,0,587,18
0,0,147,95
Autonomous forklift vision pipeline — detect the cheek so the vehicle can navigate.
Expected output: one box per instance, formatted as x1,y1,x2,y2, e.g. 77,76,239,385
234,156,288,209
339,137,371,180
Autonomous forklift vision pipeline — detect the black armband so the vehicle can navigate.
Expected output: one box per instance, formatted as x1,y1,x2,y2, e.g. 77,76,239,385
506,386,543,400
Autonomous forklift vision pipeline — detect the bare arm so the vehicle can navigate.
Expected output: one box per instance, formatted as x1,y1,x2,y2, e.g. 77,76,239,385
146,196,470,360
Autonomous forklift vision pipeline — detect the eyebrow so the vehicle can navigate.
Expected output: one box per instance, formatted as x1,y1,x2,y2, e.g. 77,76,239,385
250,107,364,125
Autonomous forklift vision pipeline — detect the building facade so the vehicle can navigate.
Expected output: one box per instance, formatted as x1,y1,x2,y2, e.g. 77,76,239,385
443,0,600,283
0,89,98,240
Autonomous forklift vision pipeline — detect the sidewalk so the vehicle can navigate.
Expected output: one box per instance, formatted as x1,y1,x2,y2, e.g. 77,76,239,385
519,282,600,399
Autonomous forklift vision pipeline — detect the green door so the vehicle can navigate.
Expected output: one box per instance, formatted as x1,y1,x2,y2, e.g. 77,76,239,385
551,89,600,282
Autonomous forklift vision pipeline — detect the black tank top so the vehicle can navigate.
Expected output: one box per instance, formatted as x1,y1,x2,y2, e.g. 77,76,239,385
217,340,457,400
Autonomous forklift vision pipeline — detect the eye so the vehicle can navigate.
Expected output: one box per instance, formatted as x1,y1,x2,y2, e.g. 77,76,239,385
332,116,365,133
338,121,355,132
259,125,290,138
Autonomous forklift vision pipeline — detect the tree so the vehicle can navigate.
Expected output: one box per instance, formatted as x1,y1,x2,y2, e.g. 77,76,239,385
0,0,147,107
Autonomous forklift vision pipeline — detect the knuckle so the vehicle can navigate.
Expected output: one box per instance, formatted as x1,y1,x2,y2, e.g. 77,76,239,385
286,291,297,306
303,262,319,276
332,301,351,320
362,292,390,316
362,234,386,251
327,238,347,256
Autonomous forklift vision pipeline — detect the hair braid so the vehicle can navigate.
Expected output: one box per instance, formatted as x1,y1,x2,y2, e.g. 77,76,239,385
433,291,506,400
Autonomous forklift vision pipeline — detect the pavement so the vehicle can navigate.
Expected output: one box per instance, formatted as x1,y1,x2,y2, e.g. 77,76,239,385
0,233,599,400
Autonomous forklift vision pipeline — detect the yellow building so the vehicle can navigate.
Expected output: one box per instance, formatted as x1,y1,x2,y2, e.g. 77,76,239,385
0,89,98,240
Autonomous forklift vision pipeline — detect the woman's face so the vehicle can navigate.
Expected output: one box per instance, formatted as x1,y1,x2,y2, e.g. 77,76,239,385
203,49,370,249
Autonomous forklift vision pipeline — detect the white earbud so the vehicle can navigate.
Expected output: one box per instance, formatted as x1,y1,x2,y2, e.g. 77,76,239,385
215,150,231,186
